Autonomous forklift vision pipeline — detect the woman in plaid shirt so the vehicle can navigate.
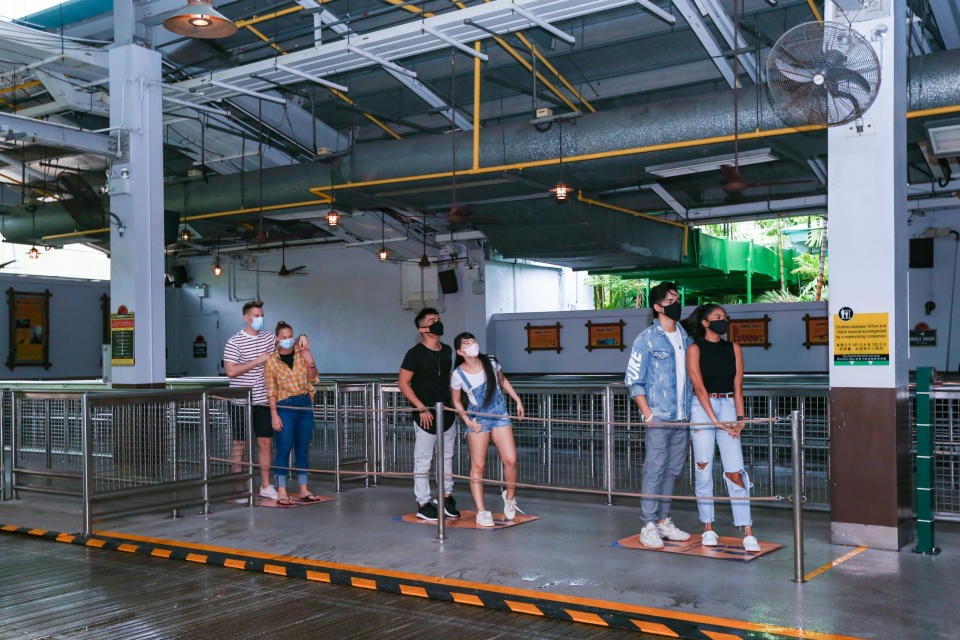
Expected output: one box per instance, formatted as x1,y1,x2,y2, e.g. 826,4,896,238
266,321,321,505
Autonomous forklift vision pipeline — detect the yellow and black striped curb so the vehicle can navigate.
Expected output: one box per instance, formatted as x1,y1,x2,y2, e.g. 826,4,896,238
0,524,864,640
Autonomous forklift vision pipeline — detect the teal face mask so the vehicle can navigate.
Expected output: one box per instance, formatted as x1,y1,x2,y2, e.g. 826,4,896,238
278,338,295,349
250,316,264,331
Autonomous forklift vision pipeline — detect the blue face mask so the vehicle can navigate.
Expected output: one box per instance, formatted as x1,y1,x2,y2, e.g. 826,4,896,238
250,316,264,331
278,338,295,350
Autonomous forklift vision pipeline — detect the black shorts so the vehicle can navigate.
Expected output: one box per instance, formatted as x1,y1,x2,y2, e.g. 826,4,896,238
232,405,273,440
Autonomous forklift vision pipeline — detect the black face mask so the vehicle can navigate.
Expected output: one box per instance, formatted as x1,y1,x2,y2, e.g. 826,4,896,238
427,321,444,336
659,302,682,322
708,320,729,335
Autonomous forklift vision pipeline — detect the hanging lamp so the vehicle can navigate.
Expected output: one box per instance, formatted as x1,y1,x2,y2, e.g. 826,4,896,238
213,233,222,276
27,207,39,259
327,211,340,227
378,213,388,261
552,122,569,202
163,0,238,39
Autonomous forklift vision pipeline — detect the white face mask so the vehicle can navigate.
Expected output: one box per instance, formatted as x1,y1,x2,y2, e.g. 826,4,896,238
463,343,480,357
250,316,264,331
278,338,295,350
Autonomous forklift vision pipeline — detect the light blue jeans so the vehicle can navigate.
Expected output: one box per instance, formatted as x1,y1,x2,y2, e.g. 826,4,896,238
690,397,753,527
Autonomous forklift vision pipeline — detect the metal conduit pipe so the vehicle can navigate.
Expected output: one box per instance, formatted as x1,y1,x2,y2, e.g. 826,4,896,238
7,48,960,244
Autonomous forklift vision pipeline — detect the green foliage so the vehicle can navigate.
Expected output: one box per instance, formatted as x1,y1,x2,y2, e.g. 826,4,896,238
585,275,647,309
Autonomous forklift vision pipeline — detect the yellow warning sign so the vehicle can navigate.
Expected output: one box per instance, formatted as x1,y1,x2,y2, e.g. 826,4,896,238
833,310,889,366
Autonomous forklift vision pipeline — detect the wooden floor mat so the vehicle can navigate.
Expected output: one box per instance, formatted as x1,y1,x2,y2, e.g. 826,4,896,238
396,510,539,529
614,533,782,561
255,496,335,508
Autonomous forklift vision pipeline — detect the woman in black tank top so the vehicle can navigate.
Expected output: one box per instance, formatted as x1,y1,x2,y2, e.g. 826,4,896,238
685,304,761,553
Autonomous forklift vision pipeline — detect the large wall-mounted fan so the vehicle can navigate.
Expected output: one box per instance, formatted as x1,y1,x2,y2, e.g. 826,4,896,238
766,21,881,127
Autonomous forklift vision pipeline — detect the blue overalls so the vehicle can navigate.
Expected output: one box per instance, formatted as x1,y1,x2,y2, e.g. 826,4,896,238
455,367,511,432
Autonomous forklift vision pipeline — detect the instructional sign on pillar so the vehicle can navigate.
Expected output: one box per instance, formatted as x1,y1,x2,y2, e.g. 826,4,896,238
110,311,135,366
833,309,889,366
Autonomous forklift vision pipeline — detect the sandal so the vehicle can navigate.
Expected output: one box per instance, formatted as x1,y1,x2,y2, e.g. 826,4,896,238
276,497,296,506
299,494,324,503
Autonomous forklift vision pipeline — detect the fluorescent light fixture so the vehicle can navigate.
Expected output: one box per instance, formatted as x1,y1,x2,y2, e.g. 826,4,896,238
646,148,777,177
927,123,960,157
513,6,575,44
274,64,349,93
423,26,489,60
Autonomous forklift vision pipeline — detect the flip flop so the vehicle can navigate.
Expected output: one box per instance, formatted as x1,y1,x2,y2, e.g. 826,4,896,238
276,497,296,506
299,494,325,503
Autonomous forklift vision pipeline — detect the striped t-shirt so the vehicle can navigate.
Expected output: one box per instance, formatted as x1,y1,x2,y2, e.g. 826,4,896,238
223,329,276,405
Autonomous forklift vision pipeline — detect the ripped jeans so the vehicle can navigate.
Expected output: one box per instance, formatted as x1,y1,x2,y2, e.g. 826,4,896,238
690,397,752,527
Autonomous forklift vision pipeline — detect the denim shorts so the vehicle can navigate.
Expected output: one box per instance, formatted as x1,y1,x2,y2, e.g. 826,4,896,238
471,415,512,433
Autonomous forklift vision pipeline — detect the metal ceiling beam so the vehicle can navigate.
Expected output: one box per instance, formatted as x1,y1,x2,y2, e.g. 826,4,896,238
697,0,759,83
0,112,117,156
670,0,737,88
929,0,960,49
295,0,474,131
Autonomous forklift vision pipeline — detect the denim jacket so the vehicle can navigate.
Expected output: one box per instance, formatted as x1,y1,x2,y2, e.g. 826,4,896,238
624,319,693,421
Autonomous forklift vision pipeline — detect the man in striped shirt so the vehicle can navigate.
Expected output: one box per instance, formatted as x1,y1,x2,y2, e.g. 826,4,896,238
224,300,279,500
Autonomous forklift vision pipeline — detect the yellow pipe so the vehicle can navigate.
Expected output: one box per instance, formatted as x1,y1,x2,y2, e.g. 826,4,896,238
235,5,304,28
491,35,578,112
0,79,41,94
577,191,687,230
514,33,595,113
805,0,823,22
380,0,435,17
245,24,287,54
473,41,481,170
906,104,960,119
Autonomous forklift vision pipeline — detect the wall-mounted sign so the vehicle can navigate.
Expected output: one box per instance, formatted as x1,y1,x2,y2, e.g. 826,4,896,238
833,308,889,366
585,320,626,352
729,315,771,349
110,306,135,366
193,335,208,358
802,314,828,349
6,288,52,370
910,329,937,347
525,322,562,353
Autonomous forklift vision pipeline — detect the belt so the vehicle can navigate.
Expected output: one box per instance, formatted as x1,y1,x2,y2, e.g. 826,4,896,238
709,392,734,398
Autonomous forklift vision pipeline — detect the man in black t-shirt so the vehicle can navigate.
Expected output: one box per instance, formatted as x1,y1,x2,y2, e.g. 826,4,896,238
399,308,460,521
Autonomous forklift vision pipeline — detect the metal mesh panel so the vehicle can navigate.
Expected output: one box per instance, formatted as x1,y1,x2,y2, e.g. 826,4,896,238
334,384,371,490
14,394,84,476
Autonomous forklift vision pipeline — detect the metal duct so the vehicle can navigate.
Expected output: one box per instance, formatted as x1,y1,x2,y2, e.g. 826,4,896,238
6,48,960,245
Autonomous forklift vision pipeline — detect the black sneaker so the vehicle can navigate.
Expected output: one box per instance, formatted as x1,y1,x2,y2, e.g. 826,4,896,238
416,501,439,521
442,495,460,518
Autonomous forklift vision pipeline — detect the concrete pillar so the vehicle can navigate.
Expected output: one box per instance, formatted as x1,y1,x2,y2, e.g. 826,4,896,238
827,0,910,550
108,43,166,387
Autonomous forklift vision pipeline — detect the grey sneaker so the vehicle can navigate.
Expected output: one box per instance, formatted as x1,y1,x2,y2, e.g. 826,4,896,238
656,517,690,541
259,485,279,500
475,510,495,527
501,490,524,520
638,522,663,549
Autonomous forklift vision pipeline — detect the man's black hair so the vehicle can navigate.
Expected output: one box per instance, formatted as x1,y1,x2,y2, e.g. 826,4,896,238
414,307,440,328
649,282,678,310
242,300,264,315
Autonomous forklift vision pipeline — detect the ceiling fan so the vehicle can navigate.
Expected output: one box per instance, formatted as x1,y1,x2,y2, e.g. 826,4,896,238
719,164,813,194
0,259,15,269
277,225,307,277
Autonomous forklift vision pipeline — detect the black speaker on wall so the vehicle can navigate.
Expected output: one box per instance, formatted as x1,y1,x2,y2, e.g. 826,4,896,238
910,237,934,269
171,265,189,287
438,269,459,294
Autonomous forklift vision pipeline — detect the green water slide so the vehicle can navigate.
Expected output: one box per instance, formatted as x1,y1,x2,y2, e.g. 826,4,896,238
596,230,802,302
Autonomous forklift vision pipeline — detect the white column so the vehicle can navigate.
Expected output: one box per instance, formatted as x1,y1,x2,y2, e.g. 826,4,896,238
827,0,909,549
108,44,166,386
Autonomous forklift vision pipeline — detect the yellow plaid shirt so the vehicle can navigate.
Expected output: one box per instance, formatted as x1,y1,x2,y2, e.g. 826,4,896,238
264,349,317,402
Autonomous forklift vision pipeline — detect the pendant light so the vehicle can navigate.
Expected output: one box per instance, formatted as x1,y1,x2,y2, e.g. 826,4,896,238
27,246,39,260
378,213,388,261
552,122,568,202
326,211,340,227
418,210,430,267
27,207,39,259
163,0,238,39
213,234,222,276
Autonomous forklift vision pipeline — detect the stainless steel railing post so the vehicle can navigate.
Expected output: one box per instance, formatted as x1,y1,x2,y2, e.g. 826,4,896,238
200,392,211,515
791,410,805,583
334,383,342,493
246,390,255,507
435,402,447,544
603,386,615,506
81,393,92,536
0,390,6,502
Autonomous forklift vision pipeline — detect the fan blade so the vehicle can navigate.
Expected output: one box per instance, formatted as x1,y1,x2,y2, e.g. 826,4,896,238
741,179,816,189
287,266,307,274
826,67,872,96
773,59,815,83
0,259,14,269
720,164,743,182
826,84,863,118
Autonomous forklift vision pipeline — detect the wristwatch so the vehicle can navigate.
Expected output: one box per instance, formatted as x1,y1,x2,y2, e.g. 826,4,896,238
736,415,744,421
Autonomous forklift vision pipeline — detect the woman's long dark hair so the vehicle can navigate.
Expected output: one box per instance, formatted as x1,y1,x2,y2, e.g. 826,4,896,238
682,304,723,342
453,332,498,406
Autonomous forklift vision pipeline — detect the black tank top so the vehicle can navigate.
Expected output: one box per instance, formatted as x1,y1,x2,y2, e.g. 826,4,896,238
697,339,736,393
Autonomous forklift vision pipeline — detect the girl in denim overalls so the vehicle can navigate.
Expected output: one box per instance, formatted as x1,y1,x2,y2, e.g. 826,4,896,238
450,332,526,527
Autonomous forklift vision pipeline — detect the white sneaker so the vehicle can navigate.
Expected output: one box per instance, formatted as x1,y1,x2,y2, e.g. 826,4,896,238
475,510,495,527
638,522,664,549
231,497,248,504
701,530,719,547
743,535,761,552
656,517,691,541
259,485,279,500
501,490,524,521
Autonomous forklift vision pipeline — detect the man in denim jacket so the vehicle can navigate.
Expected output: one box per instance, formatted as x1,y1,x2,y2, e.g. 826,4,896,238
624,282,694,548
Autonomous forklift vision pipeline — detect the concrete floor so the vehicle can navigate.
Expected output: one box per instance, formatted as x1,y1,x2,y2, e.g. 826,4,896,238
2,482,958,640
